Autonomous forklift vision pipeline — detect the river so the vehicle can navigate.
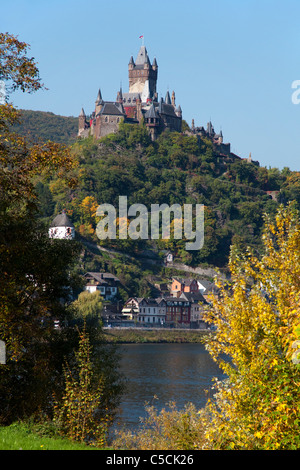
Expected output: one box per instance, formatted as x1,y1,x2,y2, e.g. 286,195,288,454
114,342,225,431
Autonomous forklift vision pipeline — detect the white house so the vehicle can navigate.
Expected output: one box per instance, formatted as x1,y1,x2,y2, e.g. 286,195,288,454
84,272,119,300
49,210,75,240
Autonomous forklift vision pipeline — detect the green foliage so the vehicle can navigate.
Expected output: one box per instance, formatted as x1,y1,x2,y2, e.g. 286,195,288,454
53,323,109,447
0,213,82,424
16,106,300,272
0,32,82,424
12,110,78,145
0,422,101,450
72,290,103,324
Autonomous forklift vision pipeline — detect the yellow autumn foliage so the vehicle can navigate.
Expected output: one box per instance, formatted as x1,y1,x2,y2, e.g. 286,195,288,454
202,202,300,450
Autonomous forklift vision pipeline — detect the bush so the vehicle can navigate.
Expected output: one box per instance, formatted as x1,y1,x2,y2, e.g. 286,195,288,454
112,402,209,450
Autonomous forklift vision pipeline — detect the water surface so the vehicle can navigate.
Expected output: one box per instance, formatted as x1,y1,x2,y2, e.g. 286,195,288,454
115,342,225,430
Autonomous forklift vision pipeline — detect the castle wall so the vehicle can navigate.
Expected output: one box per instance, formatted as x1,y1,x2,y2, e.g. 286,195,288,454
95,115,124,139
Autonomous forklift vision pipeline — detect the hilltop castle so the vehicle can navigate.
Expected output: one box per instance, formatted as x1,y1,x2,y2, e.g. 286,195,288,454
78,44,182,141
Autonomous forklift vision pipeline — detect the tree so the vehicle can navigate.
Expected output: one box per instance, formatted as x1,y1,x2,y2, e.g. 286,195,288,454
0,33,80,424
72,290,103,325
0,32,43,95
53,323,109,447
203,203,300,449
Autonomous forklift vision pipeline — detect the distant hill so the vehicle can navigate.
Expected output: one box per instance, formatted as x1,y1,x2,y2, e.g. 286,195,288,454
12,109,78,144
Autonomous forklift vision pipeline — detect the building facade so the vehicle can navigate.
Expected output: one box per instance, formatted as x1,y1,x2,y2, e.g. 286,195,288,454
170,277,199,297
84,272,120,301
78,45,182,141
122,297,166,325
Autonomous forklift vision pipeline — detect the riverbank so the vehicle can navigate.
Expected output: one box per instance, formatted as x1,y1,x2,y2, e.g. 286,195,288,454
102,327,211,344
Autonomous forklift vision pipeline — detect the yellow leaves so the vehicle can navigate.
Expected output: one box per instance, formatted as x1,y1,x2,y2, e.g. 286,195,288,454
202,203,300,449
1,116,78,203
29,141,77,175
80,196,98,219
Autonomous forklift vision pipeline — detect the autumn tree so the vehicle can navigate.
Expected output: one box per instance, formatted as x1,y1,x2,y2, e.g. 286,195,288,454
203,202,300,450
53,323,109,447
0,33,81,424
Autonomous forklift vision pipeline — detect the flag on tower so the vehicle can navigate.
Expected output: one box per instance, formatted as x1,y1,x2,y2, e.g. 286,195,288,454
139,35,143,39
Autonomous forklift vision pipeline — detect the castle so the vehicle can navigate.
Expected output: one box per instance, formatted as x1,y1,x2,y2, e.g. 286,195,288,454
78,44,182,141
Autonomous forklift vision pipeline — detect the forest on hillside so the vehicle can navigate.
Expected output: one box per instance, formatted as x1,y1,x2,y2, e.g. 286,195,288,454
26,116,300,298
12,109,78,144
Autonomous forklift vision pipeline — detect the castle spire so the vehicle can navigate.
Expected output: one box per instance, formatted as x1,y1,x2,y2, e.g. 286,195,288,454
135,45,149,65
95,89,103,104
116,86,123,103
165,91,171,104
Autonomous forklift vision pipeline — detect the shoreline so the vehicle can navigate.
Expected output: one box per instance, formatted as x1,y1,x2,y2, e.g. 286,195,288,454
102,327,211,344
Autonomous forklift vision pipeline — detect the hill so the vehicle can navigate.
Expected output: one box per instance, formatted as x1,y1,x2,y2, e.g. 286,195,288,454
12,109,78,144
29,117,300,298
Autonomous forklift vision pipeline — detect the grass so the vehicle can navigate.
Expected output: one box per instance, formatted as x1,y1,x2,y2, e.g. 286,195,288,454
0,423,103,450
103,327,209,344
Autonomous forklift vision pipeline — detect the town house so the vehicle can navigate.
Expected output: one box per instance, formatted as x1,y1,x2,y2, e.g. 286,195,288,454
84,272,120,301
122,297,166,325
170,277,199,297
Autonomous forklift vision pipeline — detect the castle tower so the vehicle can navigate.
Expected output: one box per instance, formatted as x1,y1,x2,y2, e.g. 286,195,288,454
49,210,75,240
171,90,176,107
95,89,104,115
78,108,89,137
128,45,158,99
175,105,182,118
144,103,159,141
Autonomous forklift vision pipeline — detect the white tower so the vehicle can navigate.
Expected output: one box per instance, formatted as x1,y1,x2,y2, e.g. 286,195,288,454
49,210,75,240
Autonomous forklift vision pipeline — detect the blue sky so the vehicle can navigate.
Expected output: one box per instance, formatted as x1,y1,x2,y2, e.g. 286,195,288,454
2,0,300,170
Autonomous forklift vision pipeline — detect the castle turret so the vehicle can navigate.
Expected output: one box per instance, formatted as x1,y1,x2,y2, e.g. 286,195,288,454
145,103,159,141
95,89,103,115
136,94,143,122
49,210,75,240
78,108,89,137
171,90,176,107
175,104,182,118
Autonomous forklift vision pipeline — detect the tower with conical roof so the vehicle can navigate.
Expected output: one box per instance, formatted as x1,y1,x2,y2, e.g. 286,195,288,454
78,107,89,137
49,210,75,240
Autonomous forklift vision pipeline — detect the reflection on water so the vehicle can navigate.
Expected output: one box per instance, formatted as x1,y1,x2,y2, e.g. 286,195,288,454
115,343,225,430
